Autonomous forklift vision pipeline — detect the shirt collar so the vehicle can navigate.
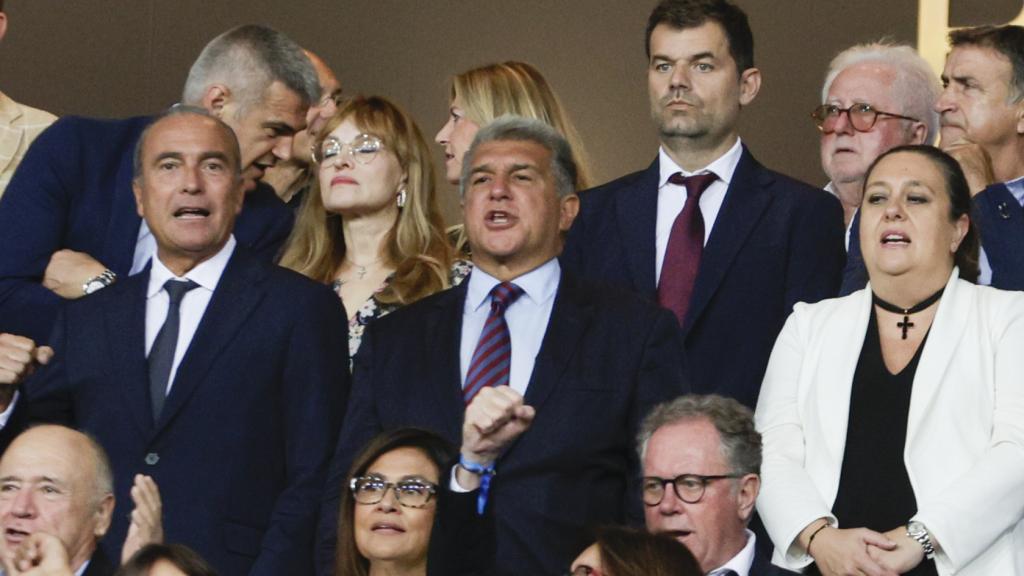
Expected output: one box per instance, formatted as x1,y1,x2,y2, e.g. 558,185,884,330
147,235,237,299
658,137,744,189
466,257,560,313
707,529,756,576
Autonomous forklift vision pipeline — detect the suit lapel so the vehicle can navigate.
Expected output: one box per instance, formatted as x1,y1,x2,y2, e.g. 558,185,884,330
683,148,773,333
0,93,24,176
107,272,152,436
906,272,966,449
616,160,660,296
427,282,469,439
523,272,590,414
103,120,148,274
153,248,266,434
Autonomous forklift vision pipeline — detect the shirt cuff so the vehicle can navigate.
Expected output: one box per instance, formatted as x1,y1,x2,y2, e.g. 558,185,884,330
449,464,473,493
0,391,20,428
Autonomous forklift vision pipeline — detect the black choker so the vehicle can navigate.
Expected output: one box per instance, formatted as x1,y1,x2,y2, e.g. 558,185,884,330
872,287,945,340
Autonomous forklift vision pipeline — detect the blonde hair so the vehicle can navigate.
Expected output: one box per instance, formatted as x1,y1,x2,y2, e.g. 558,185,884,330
280,95,453,306
451,61,593,190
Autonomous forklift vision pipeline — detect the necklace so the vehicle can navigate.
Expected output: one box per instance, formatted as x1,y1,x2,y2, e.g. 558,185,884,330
345,257,382,280
872,286,945,340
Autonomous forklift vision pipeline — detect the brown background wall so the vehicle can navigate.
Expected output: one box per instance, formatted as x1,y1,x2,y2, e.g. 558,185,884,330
1,1,1020,221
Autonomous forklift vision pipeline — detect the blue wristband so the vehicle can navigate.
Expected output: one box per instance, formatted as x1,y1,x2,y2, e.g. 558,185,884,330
458,455,496,515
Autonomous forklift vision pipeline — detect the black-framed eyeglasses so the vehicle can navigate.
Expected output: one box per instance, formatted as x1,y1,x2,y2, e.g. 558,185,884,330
811,103,919,134
349,476,438,508
642,473,743,506
313,134,383,166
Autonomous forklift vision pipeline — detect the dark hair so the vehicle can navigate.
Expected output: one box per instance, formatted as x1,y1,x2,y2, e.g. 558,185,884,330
645,0,754,73
863,145,980,282
116,544,218,576
592,526,702,576
335,428,456,576
949,25,1024,102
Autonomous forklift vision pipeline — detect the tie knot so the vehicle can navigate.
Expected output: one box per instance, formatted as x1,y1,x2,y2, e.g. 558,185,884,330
489,282,524,313
163,279,199,306
668,172,718,199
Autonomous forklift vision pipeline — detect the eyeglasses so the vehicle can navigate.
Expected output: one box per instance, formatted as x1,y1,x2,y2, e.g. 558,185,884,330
642,473,743,506
313,134,383,166
564,566,602,576
349,476,438,508
811,103,919,134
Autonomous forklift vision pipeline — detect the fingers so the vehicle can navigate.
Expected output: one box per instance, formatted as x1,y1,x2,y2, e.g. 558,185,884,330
0,334,40,385
858,529,897,551
467,386,526,434
462,386,535,462
34,347,54,367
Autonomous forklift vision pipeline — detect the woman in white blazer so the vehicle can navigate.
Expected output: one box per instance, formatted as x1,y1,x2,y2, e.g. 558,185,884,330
756,145,1024,576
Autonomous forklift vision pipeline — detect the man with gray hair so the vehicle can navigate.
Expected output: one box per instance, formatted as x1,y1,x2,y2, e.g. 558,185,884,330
639,394,775,575
319,116,687,575
0,24,318,344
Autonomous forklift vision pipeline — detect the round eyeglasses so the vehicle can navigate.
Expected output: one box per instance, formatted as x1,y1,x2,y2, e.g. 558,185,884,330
349,476,438,508
811,103,918,134
314,134,383,166
642,473,743,506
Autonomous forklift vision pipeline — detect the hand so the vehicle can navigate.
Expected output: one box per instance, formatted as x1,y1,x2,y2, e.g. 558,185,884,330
461,386,535,465
868,527,925,574
0,532,73,576
42,250,107,300
121,474,163,564
941,139,995,197
808,526,898,576
0,333,54,406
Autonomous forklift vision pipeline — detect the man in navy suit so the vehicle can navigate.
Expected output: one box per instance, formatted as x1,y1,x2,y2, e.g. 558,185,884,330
639,394,791,576
0,108,349,576
0,24,319,344
561,0,845,410
316,117,687,575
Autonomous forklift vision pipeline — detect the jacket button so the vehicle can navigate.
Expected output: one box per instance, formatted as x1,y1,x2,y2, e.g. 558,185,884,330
144,452,159,466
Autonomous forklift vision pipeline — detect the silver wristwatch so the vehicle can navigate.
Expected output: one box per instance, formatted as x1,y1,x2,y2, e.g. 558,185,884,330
82,269,117,295
906,520,936,560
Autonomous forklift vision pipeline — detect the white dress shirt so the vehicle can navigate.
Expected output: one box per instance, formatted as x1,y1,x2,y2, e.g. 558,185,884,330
459,258,560,396
655,138,744,285
707,529,756,576
823,181,855,252
144,236,235,394
130,220,156,275
977,175,1024,286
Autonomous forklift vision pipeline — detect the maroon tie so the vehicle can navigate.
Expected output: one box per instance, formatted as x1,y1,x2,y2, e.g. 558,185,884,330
658,172,717,325
463,282,525,403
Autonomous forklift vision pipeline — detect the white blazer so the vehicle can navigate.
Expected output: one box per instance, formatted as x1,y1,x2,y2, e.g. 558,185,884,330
755,270,1024,575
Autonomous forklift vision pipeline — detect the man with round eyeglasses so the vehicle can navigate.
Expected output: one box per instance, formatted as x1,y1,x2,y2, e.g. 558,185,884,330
639,394,786,576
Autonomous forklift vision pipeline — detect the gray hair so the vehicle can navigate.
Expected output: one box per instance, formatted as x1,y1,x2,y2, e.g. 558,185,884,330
133,105,242,181
822,42,940,145
181,24,320,112
638,394,761,477
459,115,579,199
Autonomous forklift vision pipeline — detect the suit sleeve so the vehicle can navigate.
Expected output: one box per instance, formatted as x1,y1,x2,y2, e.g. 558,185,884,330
754,305,836,571
427,468,497,576
972,184,1024,290
0,120,79,343
315,321,385,576
913,296,1024,573
625,306,689,524
248,287,350,576
838,210,868,297
784,191,845,308
236,184,295,264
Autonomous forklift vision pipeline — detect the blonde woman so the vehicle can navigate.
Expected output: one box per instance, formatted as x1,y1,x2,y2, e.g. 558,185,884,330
281,96,469,357
435,61,592,253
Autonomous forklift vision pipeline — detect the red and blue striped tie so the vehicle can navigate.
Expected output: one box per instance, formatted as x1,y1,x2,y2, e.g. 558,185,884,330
463,282,525,403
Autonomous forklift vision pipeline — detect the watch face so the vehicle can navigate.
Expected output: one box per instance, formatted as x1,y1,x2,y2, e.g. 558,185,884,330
84,280,103,294
907,521,925,536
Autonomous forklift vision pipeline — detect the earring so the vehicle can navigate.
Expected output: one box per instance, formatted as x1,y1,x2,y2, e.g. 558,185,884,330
397,187,407,208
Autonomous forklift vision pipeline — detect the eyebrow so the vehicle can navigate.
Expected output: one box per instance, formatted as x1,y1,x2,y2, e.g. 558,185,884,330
651,50,716,63
262,121,299,135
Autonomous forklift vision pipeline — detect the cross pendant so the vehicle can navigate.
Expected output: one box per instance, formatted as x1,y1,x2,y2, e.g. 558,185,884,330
355,265,367,280
897,314,913,339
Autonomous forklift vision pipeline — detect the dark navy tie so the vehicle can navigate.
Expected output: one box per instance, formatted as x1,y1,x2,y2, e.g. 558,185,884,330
148,279,199,421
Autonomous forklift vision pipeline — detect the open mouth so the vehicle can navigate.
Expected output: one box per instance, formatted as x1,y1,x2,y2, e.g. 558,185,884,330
5,527,30,543
881,233,910,245
371,522,405,533
486,210,514,226
174,207,210,219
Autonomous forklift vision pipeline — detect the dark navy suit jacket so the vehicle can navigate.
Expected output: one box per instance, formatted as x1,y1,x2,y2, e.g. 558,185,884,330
561,149,845,409
11,247,349,576
840,182,1023,295
316,270,688,576
0,115,294,343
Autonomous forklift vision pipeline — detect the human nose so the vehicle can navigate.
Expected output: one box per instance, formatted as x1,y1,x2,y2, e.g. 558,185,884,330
656,484,685,515
435,118,452,145
832,109,855,135
934,86,956,114
10,489,35,518
669,65,690,91
375,485,400,512
182,165,201,194
489,174,512,200
884,199,905,220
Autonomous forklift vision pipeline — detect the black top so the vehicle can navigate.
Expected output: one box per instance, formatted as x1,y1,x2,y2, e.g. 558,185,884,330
825,311,937,576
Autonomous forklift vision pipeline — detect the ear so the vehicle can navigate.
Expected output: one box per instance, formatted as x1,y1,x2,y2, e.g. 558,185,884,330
909,121,928,145
951,213,970,253
1015,99,1024,135
0,13,8,43
132,180,145,218
738,68,761,107
558,194,580,232
735,473,760,523
93,493,115,539
202,84,232,119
